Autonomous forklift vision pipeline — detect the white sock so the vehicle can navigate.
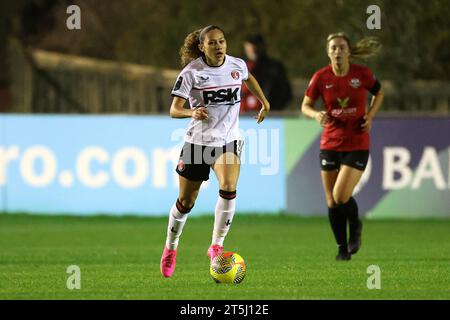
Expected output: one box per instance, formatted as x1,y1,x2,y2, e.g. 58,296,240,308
165,201,190,250
211,191,236,246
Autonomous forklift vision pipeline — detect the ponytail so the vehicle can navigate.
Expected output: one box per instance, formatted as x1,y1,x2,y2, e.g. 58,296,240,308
179,29,202,67
351,36,382,58
327,32,382,59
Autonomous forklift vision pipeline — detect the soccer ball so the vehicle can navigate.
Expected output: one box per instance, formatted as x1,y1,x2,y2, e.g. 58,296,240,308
210,252,246,284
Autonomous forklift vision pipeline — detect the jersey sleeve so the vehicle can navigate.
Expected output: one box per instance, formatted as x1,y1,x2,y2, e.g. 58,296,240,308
235,58,249,81
363,67,381,95
305,71,321,101
171,68,194,100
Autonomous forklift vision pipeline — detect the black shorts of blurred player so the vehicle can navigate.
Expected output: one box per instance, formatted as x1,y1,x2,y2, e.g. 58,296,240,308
176,140,244,181
319,150,369,172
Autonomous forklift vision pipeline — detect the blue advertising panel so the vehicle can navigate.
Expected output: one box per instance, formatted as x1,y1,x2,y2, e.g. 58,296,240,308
0,115,284,216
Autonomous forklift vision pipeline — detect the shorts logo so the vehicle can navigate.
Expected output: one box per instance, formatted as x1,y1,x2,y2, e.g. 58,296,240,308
350,78,361,88
177,159,185,172
322,159,335,166
231,70,240,80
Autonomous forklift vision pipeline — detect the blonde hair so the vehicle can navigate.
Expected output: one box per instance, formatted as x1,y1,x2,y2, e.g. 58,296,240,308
179,25,225,67
327,32,382,59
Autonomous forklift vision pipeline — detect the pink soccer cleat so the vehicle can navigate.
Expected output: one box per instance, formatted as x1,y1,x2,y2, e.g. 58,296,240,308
207,244,223,263
160,247,177,278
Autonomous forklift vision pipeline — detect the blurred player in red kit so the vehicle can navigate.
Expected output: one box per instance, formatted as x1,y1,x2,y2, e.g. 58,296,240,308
301,32,384,260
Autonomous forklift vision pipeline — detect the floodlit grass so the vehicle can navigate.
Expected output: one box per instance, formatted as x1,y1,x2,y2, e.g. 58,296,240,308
0,214,449,299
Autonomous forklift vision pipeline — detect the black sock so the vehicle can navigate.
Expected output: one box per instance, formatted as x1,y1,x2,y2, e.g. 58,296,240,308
328,206,347,249
342,197,359,230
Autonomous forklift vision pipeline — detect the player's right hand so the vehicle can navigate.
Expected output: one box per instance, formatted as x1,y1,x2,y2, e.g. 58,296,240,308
315,111,330,127
192,107,208,120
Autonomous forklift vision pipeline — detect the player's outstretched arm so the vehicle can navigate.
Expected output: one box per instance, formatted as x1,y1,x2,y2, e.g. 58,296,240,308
244,73,270,123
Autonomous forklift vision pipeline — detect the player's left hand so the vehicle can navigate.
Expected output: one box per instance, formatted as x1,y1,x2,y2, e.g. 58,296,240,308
361,115,373,132
255,104,270,124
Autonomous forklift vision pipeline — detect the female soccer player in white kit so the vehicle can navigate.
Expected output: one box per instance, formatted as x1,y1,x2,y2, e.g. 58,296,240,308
160,25,270,277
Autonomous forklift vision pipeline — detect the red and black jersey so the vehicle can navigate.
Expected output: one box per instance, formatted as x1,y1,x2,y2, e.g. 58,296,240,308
305,63,380,151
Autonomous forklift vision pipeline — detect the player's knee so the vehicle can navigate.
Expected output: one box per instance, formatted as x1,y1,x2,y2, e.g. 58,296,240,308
178,188,199,208
177,197,195,211
325,197,337,208
219,183,236,192
333,192,350,206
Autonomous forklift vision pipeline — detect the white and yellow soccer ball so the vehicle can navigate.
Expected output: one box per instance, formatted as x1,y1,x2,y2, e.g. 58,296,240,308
210,252,246,284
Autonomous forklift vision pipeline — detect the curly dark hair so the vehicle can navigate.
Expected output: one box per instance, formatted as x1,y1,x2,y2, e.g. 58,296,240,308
179,25,225,67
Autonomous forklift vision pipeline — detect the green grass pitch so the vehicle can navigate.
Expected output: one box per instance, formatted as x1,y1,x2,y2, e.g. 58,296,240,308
0,213,449,299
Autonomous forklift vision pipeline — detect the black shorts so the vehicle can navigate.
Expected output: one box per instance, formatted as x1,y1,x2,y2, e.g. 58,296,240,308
176,140,243,181
320,150,369,171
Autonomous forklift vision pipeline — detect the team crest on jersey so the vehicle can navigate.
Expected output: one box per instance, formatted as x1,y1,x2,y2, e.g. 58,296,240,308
177,159,185,172
350,78,361,88
231,70,240,80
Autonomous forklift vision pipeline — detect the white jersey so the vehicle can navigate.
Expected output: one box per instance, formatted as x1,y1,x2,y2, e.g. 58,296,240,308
171,55,249,147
